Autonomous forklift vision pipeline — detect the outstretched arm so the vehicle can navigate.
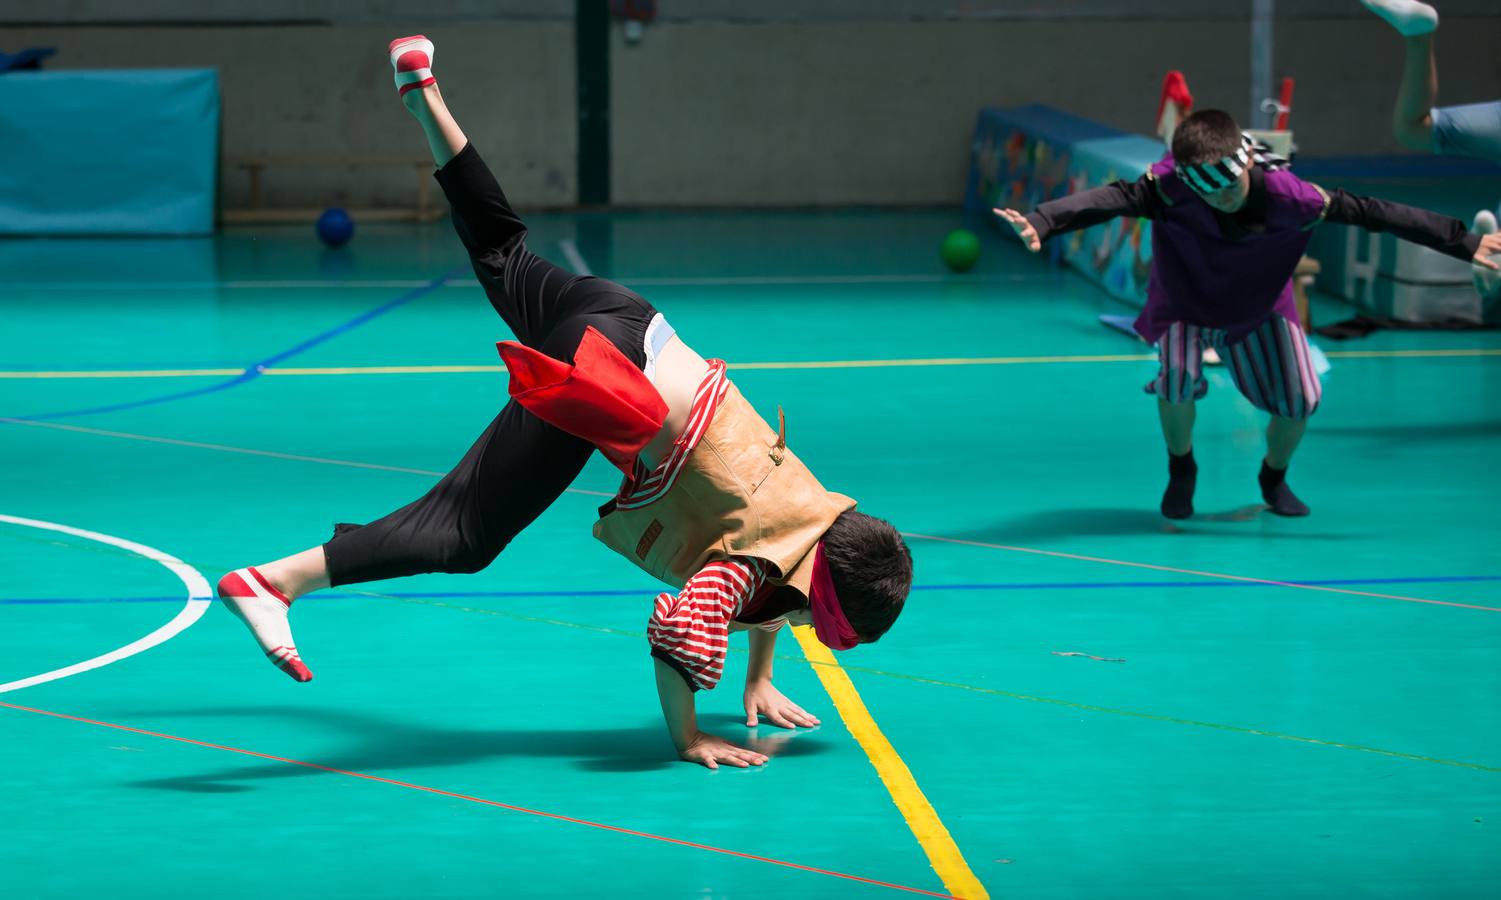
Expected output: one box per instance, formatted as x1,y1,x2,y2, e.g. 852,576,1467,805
995,177,1163,252
1318,187,1495,268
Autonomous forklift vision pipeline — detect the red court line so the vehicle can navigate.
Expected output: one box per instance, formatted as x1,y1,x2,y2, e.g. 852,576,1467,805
1,700,955,899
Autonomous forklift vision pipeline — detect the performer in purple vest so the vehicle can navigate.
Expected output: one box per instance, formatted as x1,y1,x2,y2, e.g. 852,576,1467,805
996,109,1501,520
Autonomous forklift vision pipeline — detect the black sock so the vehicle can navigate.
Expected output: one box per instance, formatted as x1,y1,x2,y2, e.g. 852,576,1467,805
1160,449,1197,519
1259,461,1310,516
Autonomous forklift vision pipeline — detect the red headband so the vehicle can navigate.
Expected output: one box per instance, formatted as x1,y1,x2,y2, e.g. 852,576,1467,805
810,542,860,651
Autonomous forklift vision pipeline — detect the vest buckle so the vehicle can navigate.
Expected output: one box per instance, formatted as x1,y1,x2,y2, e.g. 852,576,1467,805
770,405,787,465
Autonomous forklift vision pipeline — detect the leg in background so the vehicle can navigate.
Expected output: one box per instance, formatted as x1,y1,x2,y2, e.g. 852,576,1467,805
1265,415,1307,472
1361,1,1441,149
1158,399,1195,458
1261,416,1311,517
1147,322,1206,520
1224,317,1320,517
1393,33,1439,151
1158,400,1198,520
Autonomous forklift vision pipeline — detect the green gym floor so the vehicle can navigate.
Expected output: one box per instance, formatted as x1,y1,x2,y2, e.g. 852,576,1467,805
2,209,1498,899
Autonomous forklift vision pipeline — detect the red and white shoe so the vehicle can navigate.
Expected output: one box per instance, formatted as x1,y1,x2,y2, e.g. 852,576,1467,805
389,35,436,96
218,567,313,682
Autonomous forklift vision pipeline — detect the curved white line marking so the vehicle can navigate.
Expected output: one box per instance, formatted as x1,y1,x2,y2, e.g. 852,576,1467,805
0,514,212,693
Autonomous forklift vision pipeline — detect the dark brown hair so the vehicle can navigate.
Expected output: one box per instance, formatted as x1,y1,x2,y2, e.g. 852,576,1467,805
1171,109,1243,166
821,510,912,642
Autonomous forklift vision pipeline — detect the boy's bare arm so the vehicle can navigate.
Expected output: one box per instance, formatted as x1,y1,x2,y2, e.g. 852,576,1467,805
742,628,820,729
745,625,776,682
654,657,768,770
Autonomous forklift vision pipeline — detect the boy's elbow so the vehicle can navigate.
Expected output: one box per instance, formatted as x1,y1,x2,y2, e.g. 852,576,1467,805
651,647,702,692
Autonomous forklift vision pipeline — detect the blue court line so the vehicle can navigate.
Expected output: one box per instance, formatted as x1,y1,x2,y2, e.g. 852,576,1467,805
6,574,1497,606
3,267,465,422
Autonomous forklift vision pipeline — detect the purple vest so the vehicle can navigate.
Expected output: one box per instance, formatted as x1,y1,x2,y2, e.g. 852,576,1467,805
1136,155,1326,343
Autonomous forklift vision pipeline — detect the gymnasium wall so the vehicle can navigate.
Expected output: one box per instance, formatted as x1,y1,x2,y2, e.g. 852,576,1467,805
5,7,1499,209
609,15,1501,206
2,25,577,210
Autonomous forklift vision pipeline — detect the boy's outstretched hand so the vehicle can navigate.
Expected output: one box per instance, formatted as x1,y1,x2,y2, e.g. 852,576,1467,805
743,679,820,729
994,208,1042,252
1474,232,1501,270
680,731,769,770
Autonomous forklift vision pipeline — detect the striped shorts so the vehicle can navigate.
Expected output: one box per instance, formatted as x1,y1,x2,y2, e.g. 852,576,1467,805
1145,316,1323,419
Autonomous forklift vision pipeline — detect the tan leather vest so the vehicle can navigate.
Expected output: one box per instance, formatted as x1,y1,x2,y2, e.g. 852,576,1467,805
593,382,855,597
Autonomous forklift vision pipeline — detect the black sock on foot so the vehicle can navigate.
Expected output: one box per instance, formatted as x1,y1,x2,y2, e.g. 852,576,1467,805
1259,461,1310,516
1161,449,1197,519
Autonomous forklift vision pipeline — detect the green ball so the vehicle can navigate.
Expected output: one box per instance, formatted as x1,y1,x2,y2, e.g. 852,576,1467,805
940,228,981,272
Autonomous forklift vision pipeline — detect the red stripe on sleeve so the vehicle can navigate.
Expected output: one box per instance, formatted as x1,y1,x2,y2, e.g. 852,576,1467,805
647,557,768,691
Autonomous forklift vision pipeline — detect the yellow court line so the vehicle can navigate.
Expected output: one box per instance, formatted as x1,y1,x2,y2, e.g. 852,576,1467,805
0,356,1150,378
791,626,988,900
900,533,1500,612
264,365,507,376
0,368,246,379
1323,348,1501,359
3,347,1500,379
729,354,1156,369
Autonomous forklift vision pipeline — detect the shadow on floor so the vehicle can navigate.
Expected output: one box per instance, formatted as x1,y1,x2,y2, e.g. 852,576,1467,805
121,705,830,793
947,506,1355,543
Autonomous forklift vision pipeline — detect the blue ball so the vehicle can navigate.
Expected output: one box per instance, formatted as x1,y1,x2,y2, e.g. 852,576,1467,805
316,207,355,247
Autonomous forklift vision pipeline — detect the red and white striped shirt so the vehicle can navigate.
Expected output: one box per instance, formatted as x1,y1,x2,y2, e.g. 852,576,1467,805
648,556,785,691
615,359,730,509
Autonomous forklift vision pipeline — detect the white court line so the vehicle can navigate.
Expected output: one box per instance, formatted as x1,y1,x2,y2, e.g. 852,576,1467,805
558,239,594,276
0,418,616,499
900,532,1501,612
0,514,213,693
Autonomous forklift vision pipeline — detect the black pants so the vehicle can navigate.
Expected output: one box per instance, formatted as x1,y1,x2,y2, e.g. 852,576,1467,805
322,144,658,586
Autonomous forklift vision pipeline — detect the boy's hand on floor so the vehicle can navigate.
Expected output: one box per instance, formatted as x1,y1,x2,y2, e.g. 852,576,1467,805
1473,232,1501,270
744,679,820,729
681,731,769,770
994,208,1042,252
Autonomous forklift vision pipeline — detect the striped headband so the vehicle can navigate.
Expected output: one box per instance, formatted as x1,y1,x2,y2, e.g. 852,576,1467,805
1176,133,1290,195
1175,137,1252,195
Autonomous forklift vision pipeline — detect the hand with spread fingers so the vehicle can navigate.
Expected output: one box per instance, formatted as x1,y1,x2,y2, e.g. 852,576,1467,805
680,731,770,770
1473,231,1501,270
994,207,1042,252
743,679,820,729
